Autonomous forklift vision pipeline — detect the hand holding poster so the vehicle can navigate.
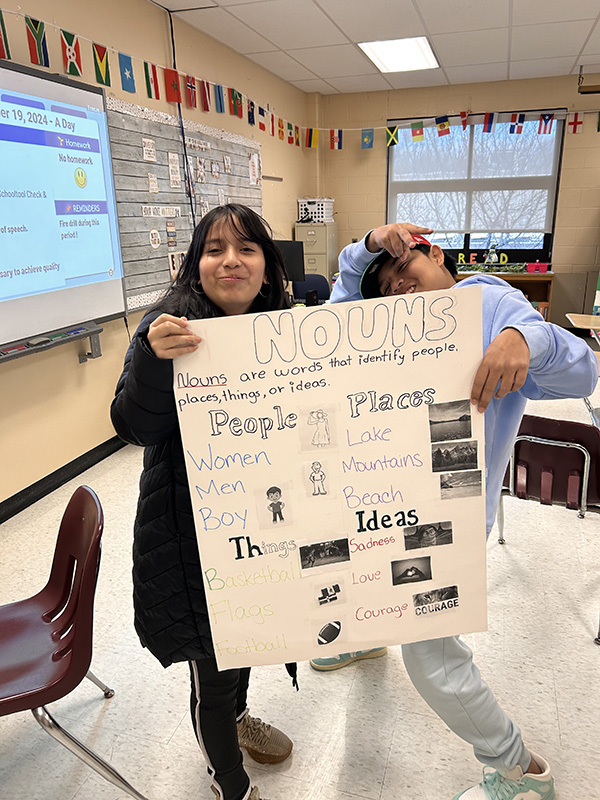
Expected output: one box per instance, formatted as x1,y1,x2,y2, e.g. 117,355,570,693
175,287,487,669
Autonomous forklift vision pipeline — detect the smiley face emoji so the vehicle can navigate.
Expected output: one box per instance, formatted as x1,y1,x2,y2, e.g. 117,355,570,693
74,168,87,188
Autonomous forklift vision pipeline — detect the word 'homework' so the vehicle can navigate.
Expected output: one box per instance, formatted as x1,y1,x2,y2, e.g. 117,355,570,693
175,287,487,669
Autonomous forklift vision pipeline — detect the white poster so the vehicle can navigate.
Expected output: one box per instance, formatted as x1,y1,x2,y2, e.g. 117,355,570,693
175,287,487,669
168,151,182,189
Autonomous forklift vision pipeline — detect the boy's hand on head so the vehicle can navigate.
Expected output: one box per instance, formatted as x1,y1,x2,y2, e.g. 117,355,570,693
471,328,530,413
147,313,202,359
366,223,434,256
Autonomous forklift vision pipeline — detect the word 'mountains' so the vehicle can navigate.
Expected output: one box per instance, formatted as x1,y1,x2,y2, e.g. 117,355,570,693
253,295,457,364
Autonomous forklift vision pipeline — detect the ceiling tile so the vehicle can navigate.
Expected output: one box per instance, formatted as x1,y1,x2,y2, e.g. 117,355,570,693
416,0,509,35
384,69,449,89
511,21,591,60
325,74,394,93
513,0,600,26
290,78,340,94
445,63,508,84
315,0,425,41
582,22,600,54
244,51,318,81
509,57,578,80
288,44,377,78
227,0,349,49
177,8,277,54
430,28,509,67
163,0,216,8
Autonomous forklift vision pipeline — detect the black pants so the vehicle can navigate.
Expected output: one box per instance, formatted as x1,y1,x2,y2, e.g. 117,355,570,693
189,658,252,800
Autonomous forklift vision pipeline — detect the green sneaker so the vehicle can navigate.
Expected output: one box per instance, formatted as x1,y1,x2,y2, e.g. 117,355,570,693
453,752,555,799
310,647,387,671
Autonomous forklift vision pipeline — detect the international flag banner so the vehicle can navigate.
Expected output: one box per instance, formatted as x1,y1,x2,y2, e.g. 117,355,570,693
287,122,294,144
568,112,583,134
330,129,343,150
509,113,525,134
460,111,469,130
248,100,255,126
144,62,160,100
411,121,424,142
258,106,266,131
386,126,399,147
305,128,318,148
165,69,182,103
361,128,374,149
538,113,554,134
60,30,82,76
270,113,275,136
0,10,11,60
25,17,49,68
295,125,300,146
118,52,136,93
92,43,111,86
199,80,211,111
186,75,197,108
278,118,284,140
215,84,226,113
483,112,496,133
228,88,244,117
435,115,450,136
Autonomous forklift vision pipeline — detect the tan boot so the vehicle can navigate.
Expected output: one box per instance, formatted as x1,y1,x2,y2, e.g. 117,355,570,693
237,712,293,764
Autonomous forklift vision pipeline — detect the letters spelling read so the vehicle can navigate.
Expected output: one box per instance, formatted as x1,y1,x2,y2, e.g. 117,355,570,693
252,294,457,364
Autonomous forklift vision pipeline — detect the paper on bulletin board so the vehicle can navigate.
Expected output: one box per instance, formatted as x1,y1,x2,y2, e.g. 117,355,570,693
175,286,487,669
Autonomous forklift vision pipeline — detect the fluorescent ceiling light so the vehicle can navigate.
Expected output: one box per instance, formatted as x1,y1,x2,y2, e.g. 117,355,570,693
358,36,438,73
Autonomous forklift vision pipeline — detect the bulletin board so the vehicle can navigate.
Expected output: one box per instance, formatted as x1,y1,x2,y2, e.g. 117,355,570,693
106,98,263,312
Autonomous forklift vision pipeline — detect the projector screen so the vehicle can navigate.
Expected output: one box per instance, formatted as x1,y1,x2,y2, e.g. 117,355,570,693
0,61,125,348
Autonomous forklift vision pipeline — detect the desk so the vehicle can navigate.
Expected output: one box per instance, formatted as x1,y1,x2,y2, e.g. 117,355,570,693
565,313,600,349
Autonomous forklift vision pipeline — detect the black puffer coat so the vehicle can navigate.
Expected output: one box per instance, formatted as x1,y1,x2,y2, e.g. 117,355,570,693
110,313,213,667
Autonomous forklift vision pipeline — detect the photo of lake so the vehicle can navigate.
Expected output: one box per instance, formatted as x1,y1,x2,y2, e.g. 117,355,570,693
429,399,472,442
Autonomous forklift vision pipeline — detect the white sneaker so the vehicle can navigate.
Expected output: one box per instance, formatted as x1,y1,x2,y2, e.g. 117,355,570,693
452,752,555,799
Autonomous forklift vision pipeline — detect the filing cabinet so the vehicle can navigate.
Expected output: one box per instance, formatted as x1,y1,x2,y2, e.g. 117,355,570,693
294,222,338,281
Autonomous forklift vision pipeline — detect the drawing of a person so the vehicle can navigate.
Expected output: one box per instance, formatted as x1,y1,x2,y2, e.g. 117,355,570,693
309,461,327,495
307,409,330,447
266,486,285,523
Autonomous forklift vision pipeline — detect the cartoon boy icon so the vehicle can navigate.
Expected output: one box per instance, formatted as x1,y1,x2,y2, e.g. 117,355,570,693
309,461,327,495
266,486,285,523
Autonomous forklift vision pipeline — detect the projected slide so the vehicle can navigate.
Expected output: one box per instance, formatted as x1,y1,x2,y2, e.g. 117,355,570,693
0,62,124,347
0,95,120,300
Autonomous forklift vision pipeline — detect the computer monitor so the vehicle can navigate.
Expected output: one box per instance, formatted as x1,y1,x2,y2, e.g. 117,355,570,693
274,240,305,282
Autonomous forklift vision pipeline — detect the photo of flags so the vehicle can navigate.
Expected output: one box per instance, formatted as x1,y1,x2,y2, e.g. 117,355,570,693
568,112,583,134
278,118,284,140
118,52,136,93
305,128,319,148
509,113,525,134
411,121,424,142
186,75,197,108
144,62,160,100
25,17,49,68
361,128,374,149
258,107,266,131
60,30,82,77
538,113,554,134
270,113,275,136
330,129,343,150
295,125,300,146
92,42,110,86
228,88,243,118
287,122,294,144
460,111,469,130
435,115,450,136
386,126,399,147
0,10,11,60
248,100,255,126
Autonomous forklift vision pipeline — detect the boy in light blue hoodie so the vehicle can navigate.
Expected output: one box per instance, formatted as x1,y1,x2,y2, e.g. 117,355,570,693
328,223,599,800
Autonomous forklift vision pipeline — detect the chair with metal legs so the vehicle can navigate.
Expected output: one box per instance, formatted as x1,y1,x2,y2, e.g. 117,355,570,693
497,413,600,643
0,485,150,800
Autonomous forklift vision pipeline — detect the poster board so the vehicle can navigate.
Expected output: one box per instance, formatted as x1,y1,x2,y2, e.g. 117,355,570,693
175,286,487,669
106,98,262,313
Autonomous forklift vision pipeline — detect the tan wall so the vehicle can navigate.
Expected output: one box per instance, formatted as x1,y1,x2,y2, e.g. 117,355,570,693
318,77,600,276
0,0,313,501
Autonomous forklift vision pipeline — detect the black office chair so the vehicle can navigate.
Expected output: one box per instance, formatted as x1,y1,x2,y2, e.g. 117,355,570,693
292,274,331,304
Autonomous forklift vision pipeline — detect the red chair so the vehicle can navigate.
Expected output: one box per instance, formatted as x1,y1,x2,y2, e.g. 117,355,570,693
498,414,600,643
0,486,149,799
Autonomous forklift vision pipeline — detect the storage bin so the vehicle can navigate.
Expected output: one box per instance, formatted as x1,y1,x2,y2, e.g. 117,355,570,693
297,197,334,223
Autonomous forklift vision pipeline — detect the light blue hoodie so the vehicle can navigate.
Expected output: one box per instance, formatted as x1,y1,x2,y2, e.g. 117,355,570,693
331,236,599,534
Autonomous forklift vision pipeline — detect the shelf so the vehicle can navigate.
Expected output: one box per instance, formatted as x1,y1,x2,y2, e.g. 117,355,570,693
456,271,554,318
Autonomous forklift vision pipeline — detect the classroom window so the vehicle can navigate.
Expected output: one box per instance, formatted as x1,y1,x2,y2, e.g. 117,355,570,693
387,113,564,258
